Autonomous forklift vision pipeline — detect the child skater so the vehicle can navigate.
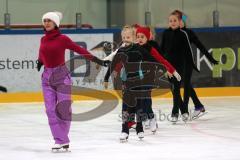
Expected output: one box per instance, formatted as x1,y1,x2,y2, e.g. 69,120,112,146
103,25,137,130
37,11,108,151
160,11,199,123
104,26,145,141
107,25,181,141
171,10,219,119
135,26,181,132
110,26,150,141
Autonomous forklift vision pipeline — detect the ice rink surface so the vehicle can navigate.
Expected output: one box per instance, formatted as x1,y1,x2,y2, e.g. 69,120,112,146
0,97,239,160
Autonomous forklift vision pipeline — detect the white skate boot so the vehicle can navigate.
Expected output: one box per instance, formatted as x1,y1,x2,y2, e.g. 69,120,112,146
171,117,178,124
142,119,150,129
182,113,189,123
137,132,144,140
149,118,158,133
119,132,129,142
192,107,207,120
51,143,70,152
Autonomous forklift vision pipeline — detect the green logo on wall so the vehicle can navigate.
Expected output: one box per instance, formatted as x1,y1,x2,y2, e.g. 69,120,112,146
212,48,239,78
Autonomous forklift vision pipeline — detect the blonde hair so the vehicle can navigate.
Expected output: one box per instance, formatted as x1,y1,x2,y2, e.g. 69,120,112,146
121,25,136,36
121,25,136,43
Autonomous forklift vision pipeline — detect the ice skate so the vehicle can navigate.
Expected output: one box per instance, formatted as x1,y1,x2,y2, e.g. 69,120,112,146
51,143,70,153
192,106,207,120
136,122,144,140
142,119,150,129
120,132,129,142
137,132,144,140
182,113,189,123
171,116,178,124
149,118,158,133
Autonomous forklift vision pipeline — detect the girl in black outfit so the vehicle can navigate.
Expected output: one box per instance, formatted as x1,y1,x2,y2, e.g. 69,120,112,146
172,10,219,119
160,12,198,123
106,26,180,141
111,40,149,141
135,26,180,132
106,26,147,141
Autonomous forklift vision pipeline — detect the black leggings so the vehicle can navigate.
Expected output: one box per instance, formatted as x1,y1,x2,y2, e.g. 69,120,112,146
122,99,144,134
121,86,149,134
170,68,192,117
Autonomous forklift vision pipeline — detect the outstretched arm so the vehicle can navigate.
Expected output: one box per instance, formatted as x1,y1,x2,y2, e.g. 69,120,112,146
188,29,218,64
103,43,125,61
150,47,181,81
150,47,175,74
64,36,109,66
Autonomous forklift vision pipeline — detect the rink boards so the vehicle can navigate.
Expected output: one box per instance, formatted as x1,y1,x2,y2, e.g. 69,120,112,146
0,27,240,103
0,87,240,103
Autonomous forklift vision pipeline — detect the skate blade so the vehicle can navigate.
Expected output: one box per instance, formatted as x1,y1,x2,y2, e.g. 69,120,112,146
120,139,128,143
192,112,208,120
51,148,71,153
151,130,157,134
138,137,144,141
144,126,150,130
171,121,177,125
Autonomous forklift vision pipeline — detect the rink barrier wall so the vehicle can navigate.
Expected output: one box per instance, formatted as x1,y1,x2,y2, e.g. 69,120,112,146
0,87,240,103
1,27,240,103
2,26,240,35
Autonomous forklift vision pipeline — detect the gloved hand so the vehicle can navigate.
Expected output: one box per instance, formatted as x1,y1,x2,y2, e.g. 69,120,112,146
103,60,111,67
92,56,110,67
36,60,43,72
173,71,181,81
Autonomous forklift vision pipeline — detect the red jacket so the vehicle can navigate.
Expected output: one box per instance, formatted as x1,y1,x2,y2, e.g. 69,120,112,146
38,29,93,68
150,47,175,74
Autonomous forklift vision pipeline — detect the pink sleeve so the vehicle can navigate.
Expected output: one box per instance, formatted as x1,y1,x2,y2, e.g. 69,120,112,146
150,47,175,74
63,35,94,60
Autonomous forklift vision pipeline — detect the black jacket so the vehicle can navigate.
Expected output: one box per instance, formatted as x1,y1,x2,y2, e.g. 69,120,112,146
160,27,199,73
104,42,169,82
139,41,159,62
182,27,217,64
105,43,146,82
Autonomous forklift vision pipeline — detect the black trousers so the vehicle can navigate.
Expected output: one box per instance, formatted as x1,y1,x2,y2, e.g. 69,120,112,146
170,67,204,117
190,86,204,108
142,98,155,119
139,87,154,120
122,89,144,134
170,67,192,117
170,77,187,117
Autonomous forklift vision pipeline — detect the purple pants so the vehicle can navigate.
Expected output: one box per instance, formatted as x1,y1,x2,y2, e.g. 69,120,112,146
41,65,72,144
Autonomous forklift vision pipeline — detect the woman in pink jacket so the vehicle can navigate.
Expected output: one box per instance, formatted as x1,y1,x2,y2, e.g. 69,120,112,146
37,11,108,151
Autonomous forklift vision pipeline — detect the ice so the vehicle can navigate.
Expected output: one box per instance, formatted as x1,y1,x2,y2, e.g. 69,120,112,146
0,97,240,160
